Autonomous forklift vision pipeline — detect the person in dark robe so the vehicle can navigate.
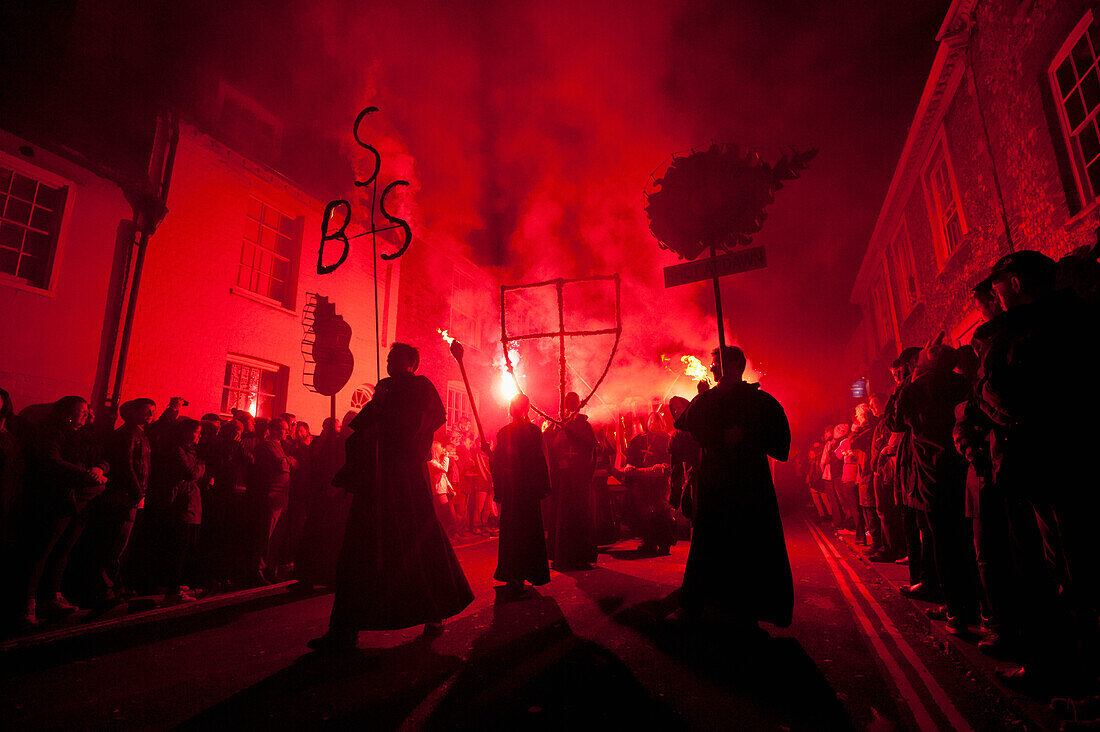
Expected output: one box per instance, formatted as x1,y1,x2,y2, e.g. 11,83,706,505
673,346,793,630
490,393,552,596
309,343,473,652
545,392,599,570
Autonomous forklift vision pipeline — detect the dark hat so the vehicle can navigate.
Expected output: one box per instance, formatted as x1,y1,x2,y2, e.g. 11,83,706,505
987,250,1056,283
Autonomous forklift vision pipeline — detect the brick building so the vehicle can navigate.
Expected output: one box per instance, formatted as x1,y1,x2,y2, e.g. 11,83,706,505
847,0,1100,390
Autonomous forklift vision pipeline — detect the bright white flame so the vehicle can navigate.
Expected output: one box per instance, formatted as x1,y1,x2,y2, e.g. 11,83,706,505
681,355,716,386
438,328,454,345
495,347,522,403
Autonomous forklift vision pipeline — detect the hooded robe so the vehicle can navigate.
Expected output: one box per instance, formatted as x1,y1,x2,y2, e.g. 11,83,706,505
329,373,473,630
674,379,793,627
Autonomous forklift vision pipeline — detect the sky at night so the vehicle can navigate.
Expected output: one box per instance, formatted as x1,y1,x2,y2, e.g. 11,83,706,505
169,1,950,438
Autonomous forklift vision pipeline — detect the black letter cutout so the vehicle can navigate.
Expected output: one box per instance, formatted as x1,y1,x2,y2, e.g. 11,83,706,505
318,200,351,274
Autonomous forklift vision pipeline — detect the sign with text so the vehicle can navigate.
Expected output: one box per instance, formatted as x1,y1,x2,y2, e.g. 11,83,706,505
663,246,767,288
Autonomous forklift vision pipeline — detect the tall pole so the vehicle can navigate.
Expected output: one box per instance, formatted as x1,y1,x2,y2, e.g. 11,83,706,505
370,177,382,381
710,246,726,378
557,279,566,421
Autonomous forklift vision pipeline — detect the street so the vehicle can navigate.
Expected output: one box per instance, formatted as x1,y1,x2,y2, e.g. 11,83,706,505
2,510,1036,730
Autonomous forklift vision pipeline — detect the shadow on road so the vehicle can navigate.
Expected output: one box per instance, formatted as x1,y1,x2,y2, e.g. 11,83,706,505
178,637,462,730
423,591,687,730
573,567,854,731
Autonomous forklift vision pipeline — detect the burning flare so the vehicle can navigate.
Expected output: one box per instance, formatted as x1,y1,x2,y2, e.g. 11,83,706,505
437,328,454,345
496,346,522,404
681,355,716,387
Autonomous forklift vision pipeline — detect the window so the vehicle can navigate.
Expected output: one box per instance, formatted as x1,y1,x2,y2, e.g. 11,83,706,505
1050,12,1100,205
238,197,298,307
889,218,920,318
221,357,285,418
445,381,477,431
870,264,898,352
922,133,967,267
449,269,483,348
0,163,67,289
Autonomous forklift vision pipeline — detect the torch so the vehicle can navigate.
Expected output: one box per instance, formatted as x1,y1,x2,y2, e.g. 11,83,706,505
447,338,489,449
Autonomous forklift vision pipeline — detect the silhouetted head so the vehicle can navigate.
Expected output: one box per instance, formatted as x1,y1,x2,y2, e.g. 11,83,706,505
121,398,156,427
322,417,339,434
175,418,202,447
668,396,690,421
53,396,89,432
267,419,288,441
218,419,243,443
710,346,747,381
509,393,530,421
564,391,580,415
388,342,419,377
985,250,1056,310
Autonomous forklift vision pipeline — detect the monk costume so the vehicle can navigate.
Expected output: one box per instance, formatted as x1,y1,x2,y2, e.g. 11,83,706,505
310,344,473,651
673,346,793,628
491,394,552,590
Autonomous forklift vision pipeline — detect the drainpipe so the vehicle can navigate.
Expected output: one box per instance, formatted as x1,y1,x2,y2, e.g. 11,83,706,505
107,111,179,416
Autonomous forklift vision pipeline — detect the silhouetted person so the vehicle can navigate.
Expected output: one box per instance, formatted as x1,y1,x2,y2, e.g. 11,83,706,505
673,346,793,630
290,417,351,592
491,393,552,596
545,391,599,570
147,418,204,604
82,398,155,606
15,396,107,626
886,344,978,634
975,250,1098,691
309,343,473,652
618,411,673,555
248,419,295,584
667,396,700,521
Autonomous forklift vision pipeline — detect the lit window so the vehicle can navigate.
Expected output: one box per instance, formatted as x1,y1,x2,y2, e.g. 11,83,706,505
889,219,920,317
238,197,298,306
221,358,284,419
922,135,967,267
0,164,67,289
1050,12,1100,205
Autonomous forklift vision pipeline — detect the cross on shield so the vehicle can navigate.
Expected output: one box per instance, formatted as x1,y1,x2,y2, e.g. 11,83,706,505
500,274,622,426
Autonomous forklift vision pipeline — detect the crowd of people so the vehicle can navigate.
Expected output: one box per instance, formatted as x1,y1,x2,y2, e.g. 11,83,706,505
0,388,352,631
0,350,710,638
800,247,1098,697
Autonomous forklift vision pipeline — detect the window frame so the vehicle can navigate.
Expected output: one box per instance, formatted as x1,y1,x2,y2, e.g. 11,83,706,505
449,267,483,350
220,354,288,419
0,150,75,296
888,216,921,319
1048,11,1100,208
445,380,478,432
236,195,301,309
920,128,968,269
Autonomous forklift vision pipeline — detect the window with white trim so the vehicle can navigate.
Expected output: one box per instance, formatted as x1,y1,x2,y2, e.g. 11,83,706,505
0,162,67,289
1050,12,1100,205
238,197,299,307
889,218,920,318
221,357,286,419
922,133,967,268
445,381,477,432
